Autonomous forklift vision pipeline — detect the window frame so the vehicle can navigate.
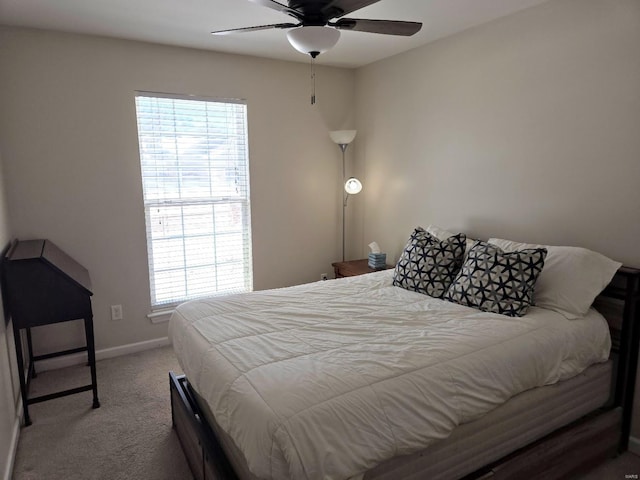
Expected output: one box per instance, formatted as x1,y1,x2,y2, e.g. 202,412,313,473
134,91,253,309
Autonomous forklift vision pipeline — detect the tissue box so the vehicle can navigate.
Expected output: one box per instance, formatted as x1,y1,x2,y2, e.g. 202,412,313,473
368,253,387,269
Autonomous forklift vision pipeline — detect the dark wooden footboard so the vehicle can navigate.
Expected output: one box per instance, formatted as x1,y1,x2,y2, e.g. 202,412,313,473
170,266,640,480
170,372,238,480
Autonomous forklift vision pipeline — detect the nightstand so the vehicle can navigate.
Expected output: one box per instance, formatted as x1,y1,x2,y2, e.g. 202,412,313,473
331,259,393,278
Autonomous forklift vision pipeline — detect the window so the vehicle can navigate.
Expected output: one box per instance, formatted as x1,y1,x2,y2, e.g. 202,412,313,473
134,92,252,308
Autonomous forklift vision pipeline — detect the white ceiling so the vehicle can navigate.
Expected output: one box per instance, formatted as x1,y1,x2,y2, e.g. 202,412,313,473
0,0,550,68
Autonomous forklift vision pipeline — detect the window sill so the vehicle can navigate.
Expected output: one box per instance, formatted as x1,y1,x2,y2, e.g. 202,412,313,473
146,309,175,324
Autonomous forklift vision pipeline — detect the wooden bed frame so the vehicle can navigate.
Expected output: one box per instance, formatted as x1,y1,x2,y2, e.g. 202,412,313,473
169,266,640,480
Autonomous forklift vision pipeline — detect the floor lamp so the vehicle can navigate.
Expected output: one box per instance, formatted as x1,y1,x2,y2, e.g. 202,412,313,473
330,130,362,262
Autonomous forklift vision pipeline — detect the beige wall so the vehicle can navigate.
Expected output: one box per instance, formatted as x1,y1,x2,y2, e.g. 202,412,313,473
0,150,18,480
0,27,355,354
354,0,640,438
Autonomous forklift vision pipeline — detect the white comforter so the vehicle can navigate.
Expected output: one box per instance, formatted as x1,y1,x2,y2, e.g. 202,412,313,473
169,270,610,480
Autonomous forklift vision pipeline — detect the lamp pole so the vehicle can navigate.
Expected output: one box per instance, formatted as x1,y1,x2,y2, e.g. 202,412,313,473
329,130,358,263
339,143,348,262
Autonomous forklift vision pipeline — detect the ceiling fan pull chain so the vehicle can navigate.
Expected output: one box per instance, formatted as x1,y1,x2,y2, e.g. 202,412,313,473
310,56,316,105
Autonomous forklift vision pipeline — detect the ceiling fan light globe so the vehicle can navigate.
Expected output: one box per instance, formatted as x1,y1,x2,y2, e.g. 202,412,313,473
286,26,340,56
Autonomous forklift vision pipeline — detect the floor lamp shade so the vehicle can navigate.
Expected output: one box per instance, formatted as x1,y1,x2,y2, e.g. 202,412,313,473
329,130,357,146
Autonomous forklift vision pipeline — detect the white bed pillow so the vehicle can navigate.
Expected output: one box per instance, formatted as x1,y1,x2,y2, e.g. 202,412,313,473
427,225,475,252
488,238,621,319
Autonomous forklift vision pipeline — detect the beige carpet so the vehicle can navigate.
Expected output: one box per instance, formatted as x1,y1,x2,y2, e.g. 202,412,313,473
12,346,191,480
10,345,640,480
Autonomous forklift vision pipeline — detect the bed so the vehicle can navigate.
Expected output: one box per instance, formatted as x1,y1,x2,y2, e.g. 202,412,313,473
168,239,640,480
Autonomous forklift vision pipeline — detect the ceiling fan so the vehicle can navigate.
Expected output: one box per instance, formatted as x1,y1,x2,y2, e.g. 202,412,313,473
211,0,423,58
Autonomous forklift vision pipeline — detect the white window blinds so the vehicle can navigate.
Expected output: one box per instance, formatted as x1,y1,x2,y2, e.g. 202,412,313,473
135,93,252,307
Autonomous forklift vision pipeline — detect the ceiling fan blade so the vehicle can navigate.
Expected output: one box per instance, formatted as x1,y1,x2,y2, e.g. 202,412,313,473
211,23,299,35
333,18,422,36
322,0,381,19
248,0,304,20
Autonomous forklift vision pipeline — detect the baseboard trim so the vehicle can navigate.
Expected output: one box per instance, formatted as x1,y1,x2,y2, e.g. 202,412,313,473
35,337,171,372
3,401,21,480
629,435,640,456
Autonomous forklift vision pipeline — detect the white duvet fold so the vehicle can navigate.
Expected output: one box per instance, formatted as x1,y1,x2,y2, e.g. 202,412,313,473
169,270,610,480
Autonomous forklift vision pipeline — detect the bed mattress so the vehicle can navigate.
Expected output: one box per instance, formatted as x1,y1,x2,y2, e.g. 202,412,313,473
191,360,612,480
169,270,611,480
362,359,612,479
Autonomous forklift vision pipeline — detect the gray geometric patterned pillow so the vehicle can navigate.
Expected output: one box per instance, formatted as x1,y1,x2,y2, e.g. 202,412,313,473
393,227,467,298
445,241,547,317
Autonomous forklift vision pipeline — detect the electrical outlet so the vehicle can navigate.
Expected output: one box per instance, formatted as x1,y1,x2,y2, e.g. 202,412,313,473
110,304,123,321
320,273,328,281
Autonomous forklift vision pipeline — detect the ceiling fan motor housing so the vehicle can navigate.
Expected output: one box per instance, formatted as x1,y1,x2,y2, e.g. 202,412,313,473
288,0,344,24
211,0,422,57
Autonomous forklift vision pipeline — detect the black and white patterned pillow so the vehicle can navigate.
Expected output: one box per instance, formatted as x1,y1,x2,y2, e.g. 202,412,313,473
393,227,467,298
445,241,547,317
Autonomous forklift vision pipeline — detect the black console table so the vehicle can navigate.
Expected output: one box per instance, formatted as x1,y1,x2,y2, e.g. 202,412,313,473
3,239,100,425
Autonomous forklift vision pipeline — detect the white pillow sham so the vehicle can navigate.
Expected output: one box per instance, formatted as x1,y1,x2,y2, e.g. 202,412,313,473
488,238,621,319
